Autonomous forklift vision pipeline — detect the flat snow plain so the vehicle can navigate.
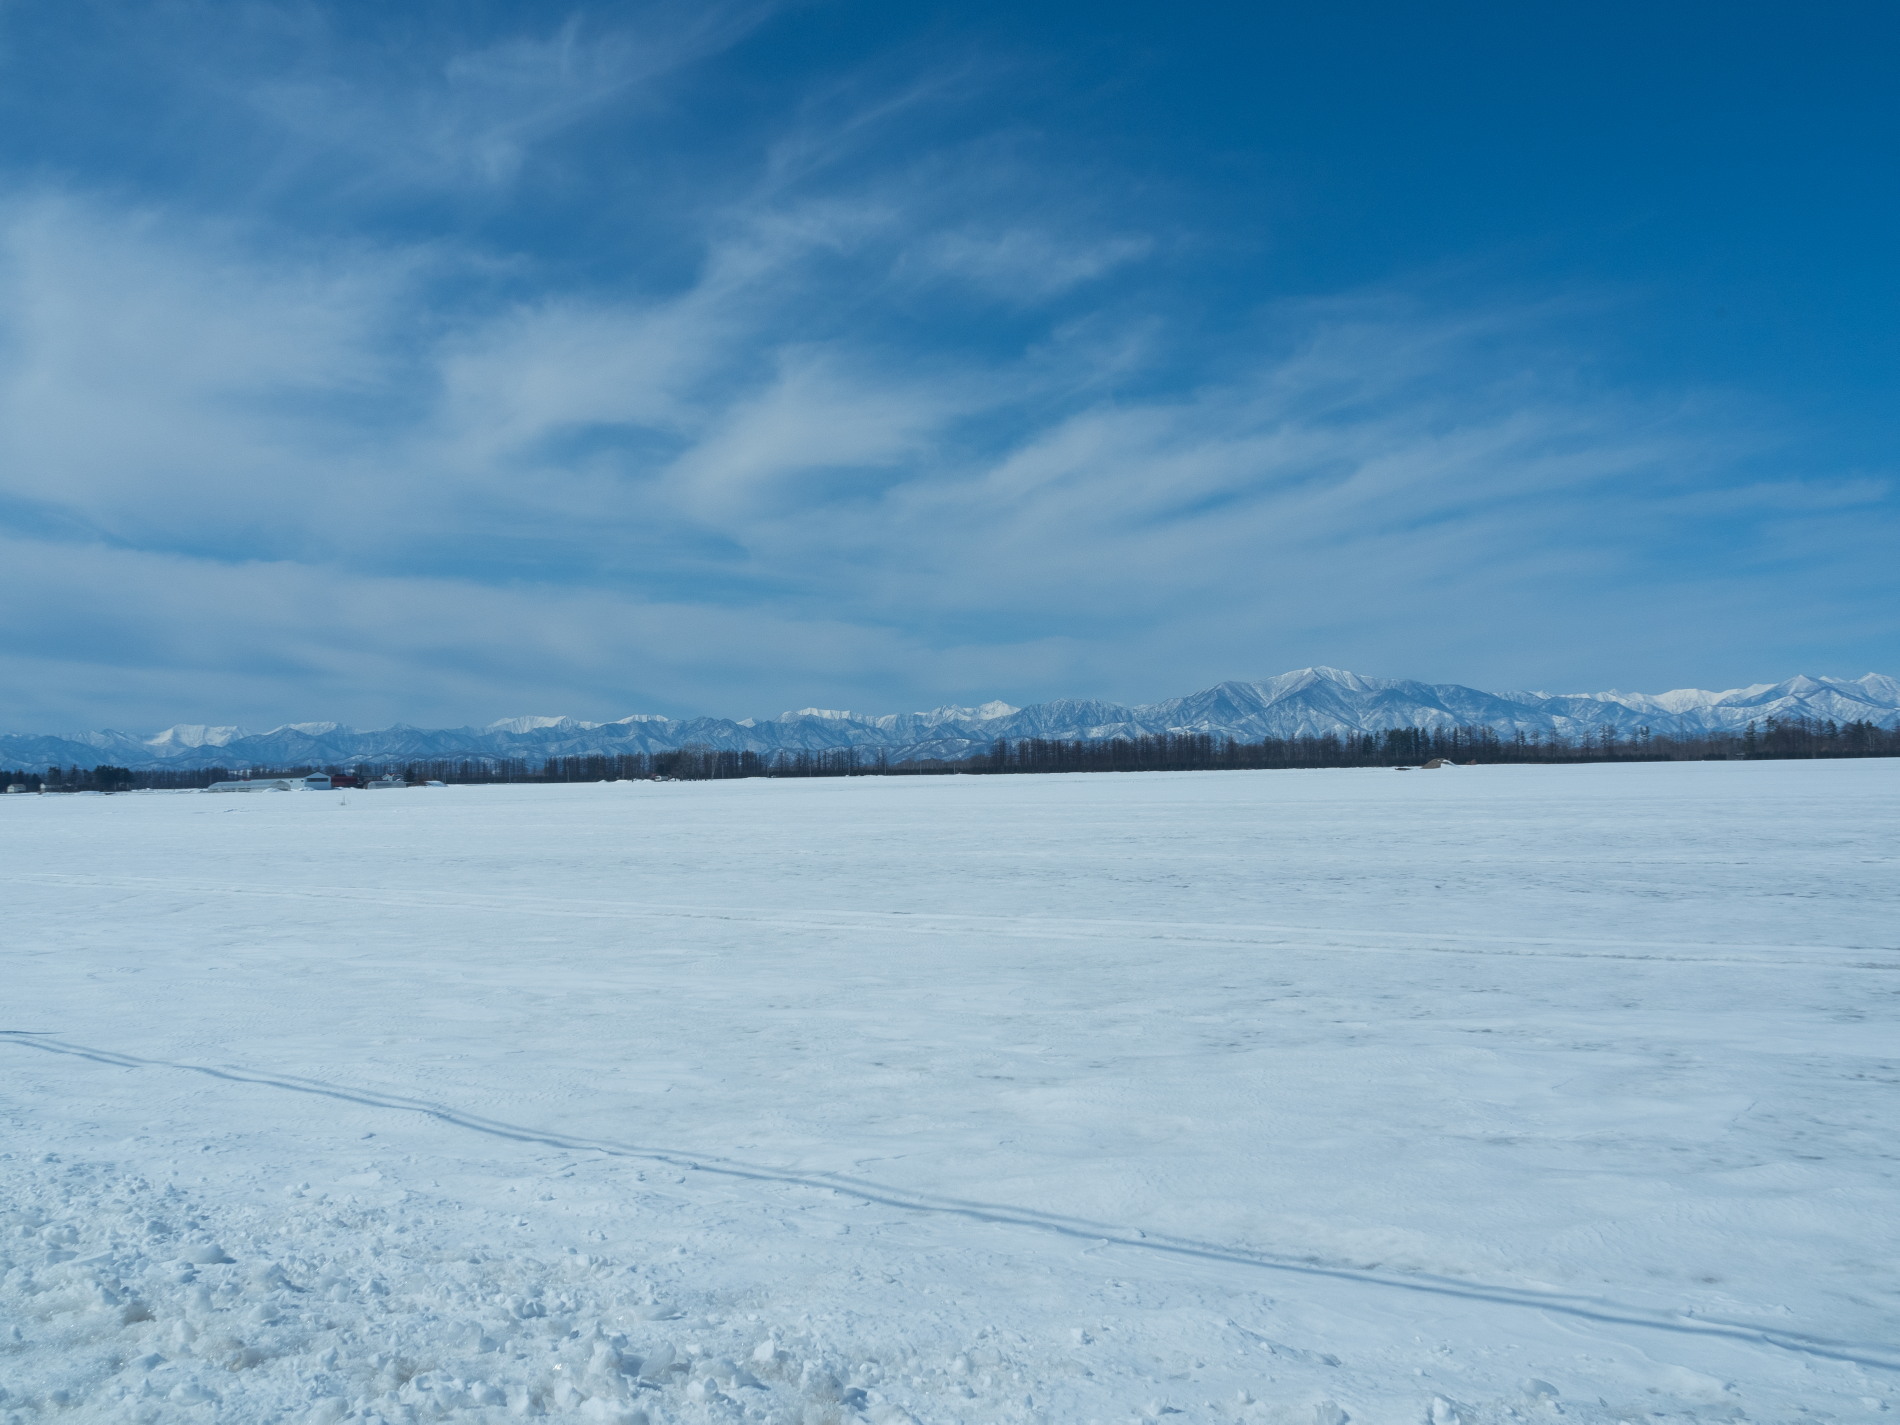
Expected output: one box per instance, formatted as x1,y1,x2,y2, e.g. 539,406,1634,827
3,761,1898,1425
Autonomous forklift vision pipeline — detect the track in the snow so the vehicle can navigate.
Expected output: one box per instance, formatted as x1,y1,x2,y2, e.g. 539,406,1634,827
6,1027,1898,1375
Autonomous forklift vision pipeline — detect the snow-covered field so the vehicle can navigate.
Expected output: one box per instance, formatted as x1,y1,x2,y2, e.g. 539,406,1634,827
3,761,1897,1425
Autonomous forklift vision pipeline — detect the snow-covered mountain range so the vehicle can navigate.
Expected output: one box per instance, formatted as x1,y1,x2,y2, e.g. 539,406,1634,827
5,667,1897,771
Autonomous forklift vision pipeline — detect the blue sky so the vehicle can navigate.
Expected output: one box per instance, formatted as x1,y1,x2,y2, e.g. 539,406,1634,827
0,1,1895,731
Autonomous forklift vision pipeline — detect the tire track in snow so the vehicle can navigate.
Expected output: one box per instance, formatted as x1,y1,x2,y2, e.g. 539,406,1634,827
7,872,1900,969
6,1029,1898,1375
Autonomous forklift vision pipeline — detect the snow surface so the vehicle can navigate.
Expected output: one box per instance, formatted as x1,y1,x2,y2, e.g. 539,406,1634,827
3,760,1898,1425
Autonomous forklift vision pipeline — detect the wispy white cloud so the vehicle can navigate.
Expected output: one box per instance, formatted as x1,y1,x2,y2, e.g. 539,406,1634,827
0,6,1892,733
239,4,782,195
909,228,1153,302
0,527,1090,732
0,196,415,546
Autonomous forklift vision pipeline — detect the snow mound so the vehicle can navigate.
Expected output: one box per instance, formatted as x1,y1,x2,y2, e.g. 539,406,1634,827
1,1156,941,1425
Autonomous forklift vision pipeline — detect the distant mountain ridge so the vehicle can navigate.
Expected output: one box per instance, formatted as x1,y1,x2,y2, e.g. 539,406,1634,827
5,667,1897,771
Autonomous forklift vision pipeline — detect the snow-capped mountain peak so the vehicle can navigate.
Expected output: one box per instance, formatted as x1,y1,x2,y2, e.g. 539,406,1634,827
142,724,246,749
486,716,577,735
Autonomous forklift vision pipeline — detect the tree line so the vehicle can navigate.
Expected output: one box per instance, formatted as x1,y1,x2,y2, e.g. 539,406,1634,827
967,715,1899,773
4,714,1895,792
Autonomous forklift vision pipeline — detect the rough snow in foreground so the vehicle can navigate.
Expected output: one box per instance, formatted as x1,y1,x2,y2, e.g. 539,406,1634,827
2,761,1897,1425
